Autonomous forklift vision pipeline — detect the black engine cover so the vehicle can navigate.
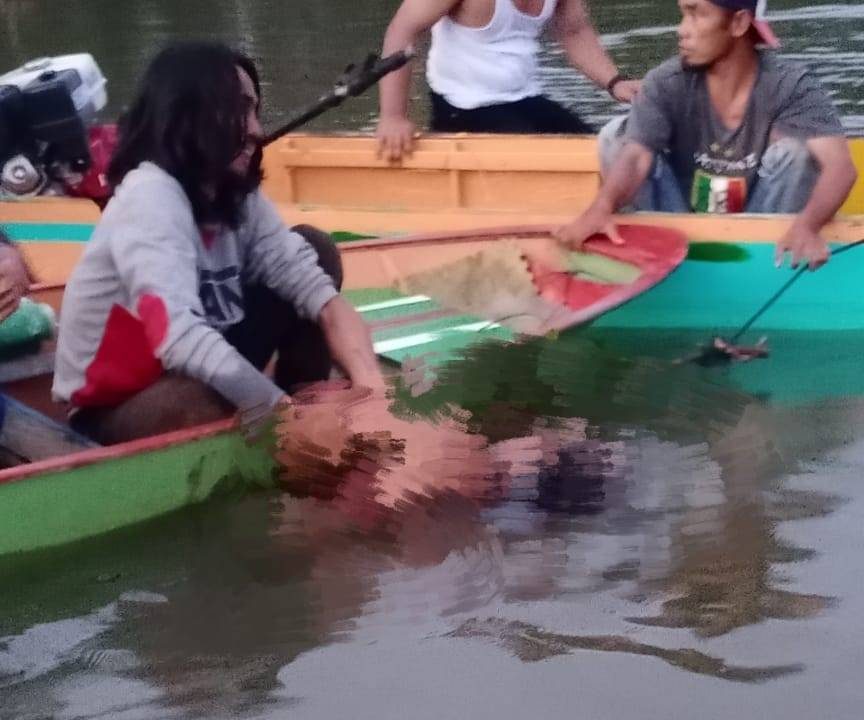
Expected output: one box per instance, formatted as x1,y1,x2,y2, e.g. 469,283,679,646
0,69,91,170
21,69,91,170
0,84,26,162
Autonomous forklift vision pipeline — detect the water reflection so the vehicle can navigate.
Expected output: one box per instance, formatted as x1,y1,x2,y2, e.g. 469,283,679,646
423,338,846,635
3,331,860,718
448,617,803,682
625,403,838,639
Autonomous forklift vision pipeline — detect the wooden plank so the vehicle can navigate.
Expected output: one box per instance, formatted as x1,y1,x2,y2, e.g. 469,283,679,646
0,196,101,223
841,139,864,215
461,172,599,213
286,167,453,210
272,149,600,172
0,393,97,463
18,243,87,286
0,350,55,383
285,207,864,244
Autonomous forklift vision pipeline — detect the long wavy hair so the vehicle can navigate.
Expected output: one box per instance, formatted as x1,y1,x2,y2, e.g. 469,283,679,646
108,42,263,228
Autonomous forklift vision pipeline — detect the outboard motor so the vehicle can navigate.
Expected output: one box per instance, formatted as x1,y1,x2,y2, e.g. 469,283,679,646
0,54,108,199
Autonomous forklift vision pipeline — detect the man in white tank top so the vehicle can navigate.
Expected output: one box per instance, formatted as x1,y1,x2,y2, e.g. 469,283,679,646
377,0,639,160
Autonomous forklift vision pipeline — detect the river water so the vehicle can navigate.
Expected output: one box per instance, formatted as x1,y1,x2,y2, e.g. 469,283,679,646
1,0,863,132
2,327,864,720
2,2,864,719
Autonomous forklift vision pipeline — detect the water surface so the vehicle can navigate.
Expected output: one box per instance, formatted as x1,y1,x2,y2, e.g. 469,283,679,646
1,0,862,132
2,329,864,719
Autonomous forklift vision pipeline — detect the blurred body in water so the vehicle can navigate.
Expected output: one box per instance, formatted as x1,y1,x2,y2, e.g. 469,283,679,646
2,337,848,718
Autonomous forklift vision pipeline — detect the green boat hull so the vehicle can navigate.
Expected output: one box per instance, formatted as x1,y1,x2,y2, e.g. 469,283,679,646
0,423,277,557
2,223,863,558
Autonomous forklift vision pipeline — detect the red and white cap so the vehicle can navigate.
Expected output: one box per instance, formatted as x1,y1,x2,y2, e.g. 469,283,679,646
709,0,780,49
752,0,780,49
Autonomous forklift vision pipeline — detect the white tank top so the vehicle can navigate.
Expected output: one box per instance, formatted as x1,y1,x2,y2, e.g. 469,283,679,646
427,0,558,110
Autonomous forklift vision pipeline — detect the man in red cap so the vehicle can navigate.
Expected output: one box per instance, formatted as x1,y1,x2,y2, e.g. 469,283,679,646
556,0,856,271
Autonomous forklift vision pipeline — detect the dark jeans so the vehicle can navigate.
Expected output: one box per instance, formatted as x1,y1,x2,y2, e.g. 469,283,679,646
429,91,593,134
71,225,343,444
224,224,343,389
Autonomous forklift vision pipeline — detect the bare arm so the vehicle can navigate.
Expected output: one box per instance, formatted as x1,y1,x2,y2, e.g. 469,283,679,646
775,136,858,270
555,141,654,248
274,298,383,476
319,295,384,389
552,0,639,102
797,136,857,231
380,0,460,120
377,0,462,159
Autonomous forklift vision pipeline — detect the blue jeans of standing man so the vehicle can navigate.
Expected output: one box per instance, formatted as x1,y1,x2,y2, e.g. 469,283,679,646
597,116,819,213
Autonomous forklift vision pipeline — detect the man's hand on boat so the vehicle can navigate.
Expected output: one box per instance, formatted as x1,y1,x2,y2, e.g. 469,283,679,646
376,115,418,162
555,142,654,250
772,135,859,272
775,222,830,272
553,203,625,250
0,242,31,322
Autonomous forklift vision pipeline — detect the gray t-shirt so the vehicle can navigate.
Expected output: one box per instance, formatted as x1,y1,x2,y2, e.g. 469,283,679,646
624,52,844,212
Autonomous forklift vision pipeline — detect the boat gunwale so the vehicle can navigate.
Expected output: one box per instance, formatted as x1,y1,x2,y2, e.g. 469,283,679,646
338,224,561,251
0,417,240,486
3,221,856,487
1,222,683,490
337,222,689,254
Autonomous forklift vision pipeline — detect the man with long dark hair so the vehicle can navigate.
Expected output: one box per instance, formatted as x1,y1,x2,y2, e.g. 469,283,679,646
52,43,383,444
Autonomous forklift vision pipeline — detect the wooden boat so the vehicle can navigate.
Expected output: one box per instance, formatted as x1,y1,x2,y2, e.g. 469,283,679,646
0,219,685,557
2,132,864,558
4,133,864,288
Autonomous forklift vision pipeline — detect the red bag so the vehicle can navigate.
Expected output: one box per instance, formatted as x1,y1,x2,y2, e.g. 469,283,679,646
63,124,118,206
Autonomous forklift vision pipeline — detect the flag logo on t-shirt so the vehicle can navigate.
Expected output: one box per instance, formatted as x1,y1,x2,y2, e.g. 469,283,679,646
691,170,747,214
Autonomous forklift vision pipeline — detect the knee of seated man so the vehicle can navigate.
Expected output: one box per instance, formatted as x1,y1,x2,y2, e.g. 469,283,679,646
150,375,233,420
598,116,629,175
291,224,344,289
759,137,814,178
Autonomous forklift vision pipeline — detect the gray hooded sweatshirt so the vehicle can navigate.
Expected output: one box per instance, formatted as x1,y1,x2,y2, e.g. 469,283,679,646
52,162,338,412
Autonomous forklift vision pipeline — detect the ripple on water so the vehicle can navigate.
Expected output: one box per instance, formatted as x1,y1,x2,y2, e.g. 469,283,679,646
1,333,864,718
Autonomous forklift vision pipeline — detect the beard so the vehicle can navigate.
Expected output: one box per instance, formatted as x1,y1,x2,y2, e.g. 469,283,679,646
680,55,712,72
682,61,711,71
208,144,264,228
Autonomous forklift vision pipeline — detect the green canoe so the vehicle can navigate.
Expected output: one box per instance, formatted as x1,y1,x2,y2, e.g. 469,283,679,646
2,221,863,559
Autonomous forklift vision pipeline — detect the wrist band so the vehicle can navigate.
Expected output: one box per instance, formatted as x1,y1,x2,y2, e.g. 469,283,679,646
606,74,627,97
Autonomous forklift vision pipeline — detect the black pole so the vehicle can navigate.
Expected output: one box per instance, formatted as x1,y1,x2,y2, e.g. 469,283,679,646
263,47,416,146
729,238,864,343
